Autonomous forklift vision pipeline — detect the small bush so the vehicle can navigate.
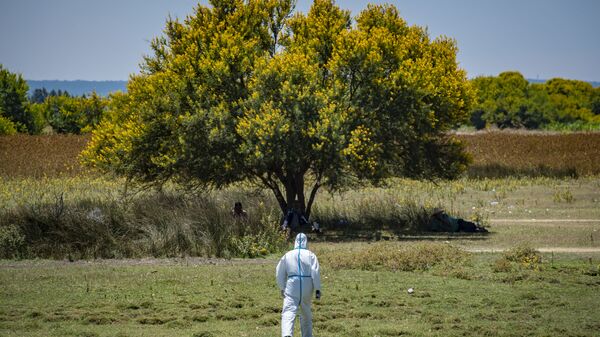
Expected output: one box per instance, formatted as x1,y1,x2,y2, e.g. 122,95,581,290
0,115,17,135
492,257,513,273
229,205,287,258
322,242,470,272
503,244,541,262
0,224,27,258
501,244,543,271
230,230,286,258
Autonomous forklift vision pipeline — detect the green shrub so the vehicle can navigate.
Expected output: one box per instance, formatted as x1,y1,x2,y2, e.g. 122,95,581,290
41,93,107,134
0,64,32,133
230,228,286,258
0,224,27,258
501,244,543,271
27,103,48,134
0,114,17,135
492,257,513,273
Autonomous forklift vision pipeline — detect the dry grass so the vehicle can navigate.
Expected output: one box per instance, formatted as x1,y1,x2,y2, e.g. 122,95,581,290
2,131,600,179
0,183,287,260
317,242,471,272
456,131,600,177
0,134,90,178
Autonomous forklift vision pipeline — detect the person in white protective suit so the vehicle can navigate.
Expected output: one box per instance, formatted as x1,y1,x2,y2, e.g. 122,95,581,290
276,233,321,337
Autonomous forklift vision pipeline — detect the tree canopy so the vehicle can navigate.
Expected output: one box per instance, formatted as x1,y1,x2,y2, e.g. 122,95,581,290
470,71,600,130
0,64,32,134
82,0,474,216
40,91,107,134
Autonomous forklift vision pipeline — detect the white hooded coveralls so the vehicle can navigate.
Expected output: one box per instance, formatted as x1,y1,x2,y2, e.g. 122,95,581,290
276,233,321,337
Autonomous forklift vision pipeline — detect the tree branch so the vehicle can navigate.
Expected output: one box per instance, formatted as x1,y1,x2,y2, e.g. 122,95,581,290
305,171,322,219
258,173,287,213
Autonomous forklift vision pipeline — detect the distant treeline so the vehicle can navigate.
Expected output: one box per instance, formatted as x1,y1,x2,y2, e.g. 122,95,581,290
27,80,126,97
1,65,111,135
469,72,600,131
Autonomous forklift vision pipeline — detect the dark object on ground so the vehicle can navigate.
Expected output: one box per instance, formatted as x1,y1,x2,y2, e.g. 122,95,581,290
231,201,248,218
428,209,488,233
280,209,322,239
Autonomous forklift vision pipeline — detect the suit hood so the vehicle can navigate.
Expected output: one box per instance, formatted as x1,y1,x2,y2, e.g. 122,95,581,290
294,233,308,249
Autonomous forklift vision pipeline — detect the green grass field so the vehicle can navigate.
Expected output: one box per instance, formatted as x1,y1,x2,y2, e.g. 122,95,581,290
1,249,599,337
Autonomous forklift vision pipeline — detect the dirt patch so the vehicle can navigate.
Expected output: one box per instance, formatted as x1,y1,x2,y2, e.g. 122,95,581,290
491,219,600,223
0,256,275,269
466,247,600,253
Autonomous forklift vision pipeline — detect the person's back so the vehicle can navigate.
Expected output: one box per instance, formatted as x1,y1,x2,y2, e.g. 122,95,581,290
276,233,321,337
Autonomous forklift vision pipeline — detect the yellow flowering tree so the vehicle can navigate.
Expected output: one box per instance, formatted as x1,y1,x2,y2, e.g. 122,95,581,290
83,0,473,217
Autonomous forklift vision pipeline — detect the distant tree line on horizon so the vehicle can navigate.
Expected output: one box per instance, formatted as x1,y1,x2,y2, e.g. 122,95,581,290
1,64,108,135
27,80,127,97
470,71,600,131
2,64,600,136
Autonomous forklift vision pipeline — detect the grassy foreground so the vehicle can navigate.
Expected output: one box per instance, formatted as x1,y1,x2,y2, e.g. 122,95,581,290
1,247,599,337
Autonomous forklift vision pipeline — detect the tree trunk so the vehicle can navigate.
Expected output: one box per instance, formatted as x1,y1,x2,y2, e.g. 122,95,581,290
276,172,305,213
305,180,321,219
274,172,319,220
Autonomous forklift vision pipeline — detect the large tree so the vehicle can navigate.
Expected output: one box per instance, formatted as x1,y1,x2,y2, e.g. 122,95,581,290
83,0,473,217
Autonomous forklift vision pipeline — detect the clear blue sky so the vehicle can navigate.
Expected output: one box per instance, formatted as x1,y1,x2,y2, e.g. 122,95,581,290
1,0,598,81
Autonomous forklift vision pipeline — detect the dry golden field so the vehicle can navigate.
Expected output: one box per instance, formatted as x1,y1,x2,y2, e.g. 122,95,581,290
0,134,90,178
1,131,599,178
458,131,600,177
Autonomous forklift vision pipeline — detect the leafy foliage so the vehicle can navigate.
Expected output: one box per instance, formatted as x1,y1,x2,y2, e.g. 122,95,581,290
1,64,109,135
0,109,17,135
35,92,107,134
83,0,473,216
0,64,33,133
470,71,600,129
0,224,26,259
495,244,543,271
29,88,49,104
